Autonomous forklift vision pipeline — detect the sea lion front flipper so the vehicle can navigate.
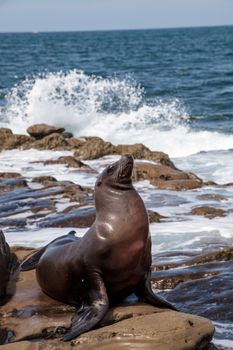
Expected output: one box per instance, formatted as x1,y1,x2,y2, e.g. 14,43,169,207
20,231,78,271
136,273,177,311
63,272,109,341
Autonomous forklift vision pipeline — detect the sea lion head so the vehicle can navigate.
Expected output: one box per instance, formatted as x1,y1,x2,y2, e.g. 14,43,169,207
95,154,134,190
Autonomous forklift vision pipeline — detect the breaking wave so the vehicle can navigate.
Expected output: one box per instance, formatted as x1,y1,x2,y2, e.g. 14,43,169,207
2,70,233,157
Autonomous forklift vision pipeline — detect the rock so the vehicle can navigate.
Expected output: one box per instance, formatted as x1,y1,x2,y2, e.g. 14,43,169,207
0,173,22,179
197,193,227,202
38,206,96,228
26,124,65,139
24,133,69,150
0,128,13,136
114,144,175,168
190,206,227,219
0,265,214,349
66,137,86,149
0,177,28,194
10,246,36,262
62,132,73,139
61,183,94,203
150,247,233,329
43,156,93,170
134,161,203,190
0,134,32,151
74,137,115,160
73,138,175,167
147,210,165,223
1,342,40,350
31,176,58,185
73,312,214,350
0,218,27,228
0,126,180,173
0,174,93,232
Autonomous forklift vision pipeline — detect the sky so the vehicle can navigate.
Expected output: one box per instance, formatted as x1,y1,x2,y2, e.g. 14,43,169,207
0,0,233,32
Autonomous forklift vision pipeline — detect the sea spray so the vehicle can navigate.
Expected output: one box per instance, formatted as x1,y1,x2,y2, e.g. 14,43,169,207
2,70,233,157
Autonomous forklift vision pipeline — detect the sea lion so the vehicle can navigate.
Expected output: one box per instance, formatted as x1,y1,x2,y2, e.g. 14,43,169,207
0,230,12,302
21,154,176,341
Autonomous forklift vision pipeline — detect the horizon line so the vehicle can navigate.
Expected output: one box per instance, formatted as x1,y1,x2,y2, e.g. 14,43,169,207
0,23,233,34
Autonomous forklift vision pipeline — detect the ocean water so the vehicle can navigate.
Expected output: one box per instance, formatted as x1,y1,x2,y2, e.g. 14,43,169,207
1,26,233,349
1,26,233,157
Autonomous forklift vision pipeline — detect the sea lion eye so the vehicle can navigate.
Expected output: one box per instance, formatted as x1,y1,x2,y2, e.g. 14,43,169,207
107,165,115,175
97,180,102,186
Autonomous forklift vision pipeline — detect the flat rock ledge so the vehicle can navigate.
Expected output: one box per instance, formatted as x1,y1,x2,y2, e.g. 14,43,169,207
0,249,214,350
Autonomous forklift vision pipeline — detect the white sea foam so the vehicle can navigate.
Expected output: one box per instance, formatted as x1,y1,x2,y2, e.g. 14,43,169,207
3,70,233,158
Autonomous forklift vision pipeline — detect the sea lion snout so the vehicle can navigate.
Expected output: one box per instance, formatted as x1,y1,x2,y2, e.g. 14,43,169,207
120,154,134,165
118,154,134,181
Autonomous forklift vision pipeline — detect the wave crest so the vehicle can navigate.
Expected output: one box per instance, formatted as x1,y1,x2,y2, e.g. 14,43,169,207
3,70,233,157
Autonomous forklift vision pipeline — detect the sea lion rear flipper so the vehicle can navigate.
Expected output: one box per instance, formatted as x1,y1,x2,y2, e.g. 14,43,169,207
63,272,109,341
20,246,47,271
136,273,177,311
20,231,78,271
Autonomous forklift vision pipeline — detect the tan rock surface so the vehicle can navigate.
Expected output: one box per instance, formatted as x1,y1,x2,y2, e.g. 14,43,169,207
190,206,227,219
0,263,214,349
26,124,65,139
73,138,175,167
134,161,203,190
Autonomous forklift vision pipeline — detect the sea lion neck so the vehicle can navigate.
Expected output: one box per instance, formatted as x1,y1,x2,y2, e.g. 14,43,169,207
95,182,134,212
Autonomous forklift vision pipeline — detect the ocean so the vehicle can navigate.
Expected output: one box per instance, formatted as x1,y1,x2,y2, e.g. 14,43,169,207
1,26,233,348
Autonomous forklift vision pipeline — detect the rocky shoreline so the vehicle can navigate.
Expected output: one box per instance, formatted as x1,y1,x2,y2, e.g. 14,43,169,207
1,123,233,349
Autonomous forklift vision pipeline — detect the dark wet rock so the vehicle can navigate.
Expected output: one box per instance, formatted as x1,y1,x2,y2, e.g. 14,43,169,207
0,218,27,228
43,156,93,170
0,177,28,194
62,132,73,139
26,124,65,139
0,196,55,220
162,261,233,322
38,206,96,228
190,206,227,219
150,246,233,334
134,161,203,190
0,175,93,231
60,183,94,202
147,210,165,223
153,247,233,271
0,260,214,349
197,193,227,202
0,175,28,196
0,186,63,206
31,176,58,185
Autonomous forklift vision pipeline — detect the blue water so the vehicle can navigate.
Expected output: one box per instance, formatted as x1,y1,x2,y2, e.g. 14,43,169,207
0,26,233,134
